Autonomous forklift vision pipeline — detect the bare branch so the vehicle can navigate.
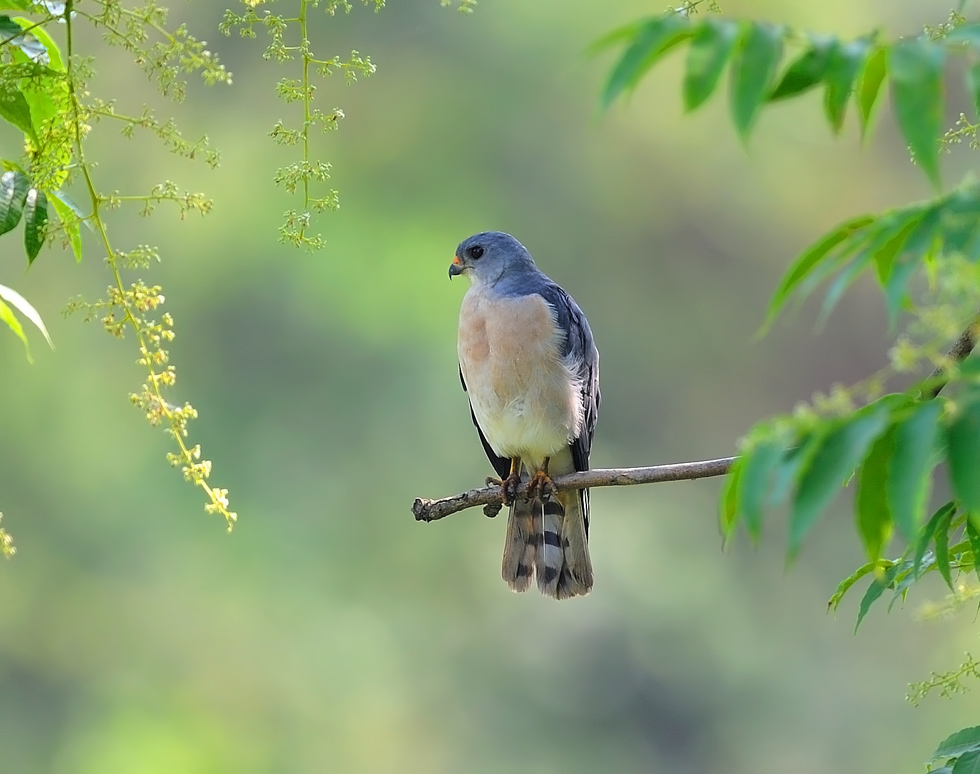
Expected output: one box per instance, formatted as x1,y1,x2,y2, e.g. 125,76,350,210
414,309,980,525
928,309,980,398
413,456,736,522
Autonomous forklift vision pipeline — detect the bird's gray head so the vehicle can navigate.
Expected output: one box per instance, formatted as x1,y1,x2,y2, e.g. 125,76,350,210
449,231,536,286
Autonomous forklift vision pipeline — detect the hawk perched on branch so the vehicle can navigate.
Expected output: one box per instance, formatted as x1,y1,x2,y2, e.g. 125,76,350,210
450,231,600,599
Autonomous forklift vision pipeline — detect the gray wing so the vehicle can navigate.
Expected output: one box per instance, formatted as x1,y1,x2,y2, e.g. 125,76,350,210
537,281,600,507
536,282,600,465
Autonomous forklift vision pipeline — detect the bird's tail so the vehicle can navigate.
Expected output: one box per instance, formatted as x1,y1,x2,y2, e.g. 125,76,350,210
500,496,537,593
500,490,593,599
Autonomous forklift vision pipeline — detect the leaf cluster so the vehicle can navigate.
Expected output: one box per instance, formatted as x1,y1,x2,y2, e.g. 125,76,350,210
925,726,980,773
82,0,232,99
217,0,467,249
720,189,980,580
0,8,76,347
596,12,980,187
0,1,239,526
767,181,980,330
220,0,379,250
597,7,980,767
908,653,980,706
0,0,479,548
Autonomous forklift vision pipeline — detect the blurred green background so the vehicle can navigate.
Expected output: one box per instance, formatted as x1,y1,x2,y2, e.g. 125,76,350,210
1,0,978,771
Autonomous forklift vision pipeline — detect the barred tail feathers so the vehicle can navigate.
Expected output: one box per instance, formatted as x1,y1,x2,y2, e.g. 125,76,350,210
501,490,593,599
536,500,564,597
501,498,538,593
555,490,593,599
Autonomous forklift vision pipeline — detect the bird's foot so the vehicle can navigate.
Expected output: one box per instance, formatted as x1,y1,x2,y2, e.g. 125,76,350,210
526,468,555,503
486,471,522,506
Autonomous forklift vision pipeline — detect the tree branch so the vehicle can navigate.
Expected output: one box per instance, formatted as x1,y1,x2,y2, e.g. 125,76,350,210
928,310,980,398
414,310,980,524
413,457,736,522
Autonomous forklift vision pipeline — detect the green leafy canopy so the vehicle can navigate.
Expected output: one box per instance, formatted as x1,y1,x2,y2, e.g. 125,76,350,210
598,13,980,187
597,9,980,768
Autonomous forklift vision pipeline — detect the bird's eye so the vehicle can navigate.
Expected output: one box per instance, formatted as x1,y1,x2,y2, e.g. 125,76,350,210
470,246,485,259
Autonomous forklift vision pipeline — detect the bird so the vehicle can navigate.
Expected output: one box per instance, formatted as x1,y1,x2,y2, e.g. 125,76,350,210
450,231,600,599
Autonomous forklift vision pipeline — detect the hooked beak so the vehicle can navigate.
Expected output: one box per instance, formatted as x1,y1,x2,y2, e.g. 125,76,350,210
448,255,463,278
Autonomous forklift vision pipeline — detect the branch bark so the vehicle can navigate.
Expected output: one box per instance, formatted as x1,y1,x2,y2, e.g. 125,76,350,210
928,310,980,398
414,310,980,524
413,457,736,522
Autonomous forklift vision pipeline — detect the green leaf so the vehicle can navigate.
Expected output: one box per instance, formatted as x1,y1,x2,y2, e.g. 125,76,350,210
0,297,31,361
857,45,888,139
949,537,971,557
769,431,822,506
823,37,870,133
933,727,980,763
0,2,33,11
903,202,942,257
855,559,907,631
11,16,64,71
0,87,37,143
953,750,980,774
0,14,46,62
883,204,940,325
684,18,739,111
816,250,873,329
855,427,895,561
0,158,26,174
888,400,942,540
4,18,69,140
23,187,46,263
935,503,954,589
790,399,894,556
0,169,29,236
737,436,785,538
868,207,925,288
794,235,870,305
719,455,743,538
870,207,929,285
763,214,875,329
915,502,955,576
941,185,980,259
828,560,886,612
600,14,693,109
889,38,945,187
769,37,836,102
887,557,926,612
49,189,81,261
963,356,980,379
730,22,784,139
947,393,980,515
0,281,52,349
883,257,918,324
966,518,980,583
15,67,59,130
589,19,646,56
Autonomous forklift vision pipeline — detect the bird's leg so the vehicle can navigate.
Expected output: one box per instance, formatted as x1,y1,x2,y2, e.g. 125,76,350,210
526,457,554,502
486,457,522,506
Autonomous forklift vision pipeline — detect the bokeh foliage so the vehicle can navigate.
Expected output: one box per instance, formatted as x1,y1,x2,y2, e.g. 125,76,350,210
1,0,237,526
1,0,979,772
601,4,980,771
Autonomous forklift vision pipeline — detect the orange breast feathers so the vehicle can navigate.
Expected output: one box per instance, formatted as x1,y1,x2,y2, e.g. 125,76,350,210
457,290,583,460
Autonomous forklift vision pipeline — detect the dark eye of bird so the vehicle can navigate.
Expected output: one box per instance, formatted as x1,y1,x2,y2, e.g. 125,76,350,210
470,246,484,259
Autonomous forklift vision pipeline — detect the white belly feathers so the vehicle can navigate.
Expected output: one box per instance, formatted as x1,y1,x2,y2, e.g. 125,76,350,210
458,287,584,467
